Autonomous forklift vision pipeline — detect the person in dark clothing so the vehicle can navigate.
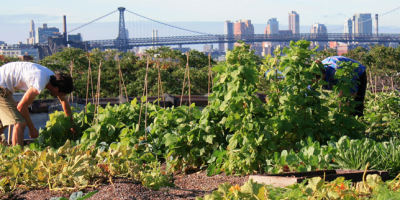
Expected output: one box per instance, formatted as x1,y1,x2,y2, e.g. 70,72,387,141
319,56,367,117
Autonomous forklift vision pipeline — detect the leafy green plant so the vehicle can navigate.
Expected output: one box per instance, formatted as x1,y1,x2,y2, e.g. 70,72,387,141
263,40,335,148
373,138,400,177
364,90,400,140
197,174,400,200
0,140,150,193
325,61,366,137
205,42,273,175
265,140,336,174
328,136,381,170
140,162,174,190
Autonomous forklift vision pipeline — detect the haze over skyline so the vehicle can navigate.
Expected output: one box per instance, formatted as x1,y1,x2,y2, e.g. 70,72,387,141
1,0,399,44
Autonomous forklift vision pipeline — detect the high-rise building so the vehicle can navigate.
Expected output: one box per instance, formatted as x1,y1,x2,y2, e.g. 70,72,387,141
265,18,279,35
36,23,60,44
310,23,328,49
125,29,129,39
344,18,353,34
27,20,35,45
234,20,254,47
234,20,254,36
352,13,372,34
310,23,327,34
289,11,300,34
264,18,280,48
224,20,234,52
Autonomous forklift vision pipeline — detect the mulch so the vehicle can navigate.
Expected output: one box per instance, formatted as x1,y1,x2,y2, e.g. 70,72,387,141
0,171,249,200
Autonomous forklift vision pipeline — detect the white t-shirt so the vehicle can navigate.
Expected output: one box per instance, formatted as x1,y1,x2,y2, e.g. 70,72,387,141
0,62,55,94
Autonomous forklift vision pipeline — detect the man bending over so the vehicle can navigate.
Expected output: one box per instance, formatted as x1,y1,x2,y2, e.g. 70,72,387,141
0,61,74,146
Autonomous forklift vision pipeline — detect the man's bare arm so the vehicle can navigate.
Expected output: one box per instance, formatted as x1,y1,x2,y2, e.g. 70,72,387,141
17,87,39,135
58,95,74,124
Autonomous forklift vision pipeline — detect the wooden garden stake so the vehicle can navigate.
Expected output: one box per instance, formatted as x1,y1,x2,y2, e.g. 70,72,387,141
375,75,377,100
138,56,150,140
157,59,160,106
93,61,102,125
157,59,165,108
144,57,149,140
85,55,92,114
180,59,188,107
391,77,394,91
69,60,74,102
208,52,211,97
118,59,129,102
208,52,213,105
186,52,191,120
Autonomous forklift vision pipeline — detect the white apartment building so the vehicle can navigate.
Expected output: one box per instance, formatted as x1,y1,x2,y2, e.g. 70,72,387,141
310,23,328,50
0,44,21,58
0,44,39,62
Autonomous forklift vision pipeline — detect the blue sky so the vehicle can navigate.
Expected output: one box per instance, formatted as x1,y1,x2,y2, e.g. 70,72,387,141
0,0,399,44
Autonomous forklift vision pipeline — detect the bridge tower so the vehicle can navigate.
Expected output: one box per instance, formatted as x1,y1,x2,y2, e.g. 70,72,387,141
116,7,127,52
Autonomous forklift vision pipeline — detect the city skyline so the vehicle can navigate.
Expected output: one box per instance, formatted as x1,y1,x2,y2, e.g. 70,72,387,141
0,0,399,44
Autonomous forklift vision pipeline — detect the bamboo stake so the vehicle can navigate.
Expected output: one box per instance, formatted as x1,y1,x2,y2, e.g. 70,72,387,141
85,44,95,105
369,71,373,92
93,61,102,125
91,70,95,104
119,59,122,103
160,70,165,109
208,53,211,98
381,78,385,93
374,75,377,100
157,59,160,107
117,59,128,103
157,59,166,108
186,52,191,120
138,56,149,140
180,61,188,107
144,61,149,141
85,55,91,114
69,60,74,102
118,60,129,102
391,76,394,92
210,56,214,87
158,60,165,109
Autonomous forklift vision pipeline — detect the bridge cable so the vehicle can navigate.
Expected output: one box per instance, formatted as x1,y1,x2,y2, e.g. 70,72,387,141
126,10,213,36
68,10,118,34
328,5,400,33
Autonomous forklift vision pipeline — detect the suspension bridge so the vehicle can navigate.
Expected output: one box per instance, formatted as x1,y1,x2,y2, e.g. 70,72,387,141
67,7,400,52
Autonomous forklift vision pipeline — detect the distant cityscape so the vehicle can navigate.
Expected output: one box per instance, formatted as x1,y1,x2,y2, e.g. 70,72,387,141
216,12,396,59
0,10,399,62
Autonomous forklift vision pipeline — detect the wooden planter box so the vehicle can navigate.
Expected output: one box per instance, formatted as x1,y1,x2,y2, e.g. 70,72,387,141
250,170,390,187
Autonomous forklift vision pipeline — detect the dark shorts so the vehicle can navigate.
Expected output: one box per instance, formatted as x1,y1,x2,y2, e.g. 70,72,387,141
352,71,367,117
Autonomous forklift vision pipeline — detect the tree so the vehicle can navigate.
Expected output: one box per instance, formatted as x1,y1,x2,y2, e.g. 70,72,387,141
179,49,216,69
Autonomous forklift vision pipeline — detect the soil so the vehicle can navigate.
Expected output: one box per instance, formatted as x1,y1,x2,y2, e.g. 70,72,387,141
0,171,249,200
